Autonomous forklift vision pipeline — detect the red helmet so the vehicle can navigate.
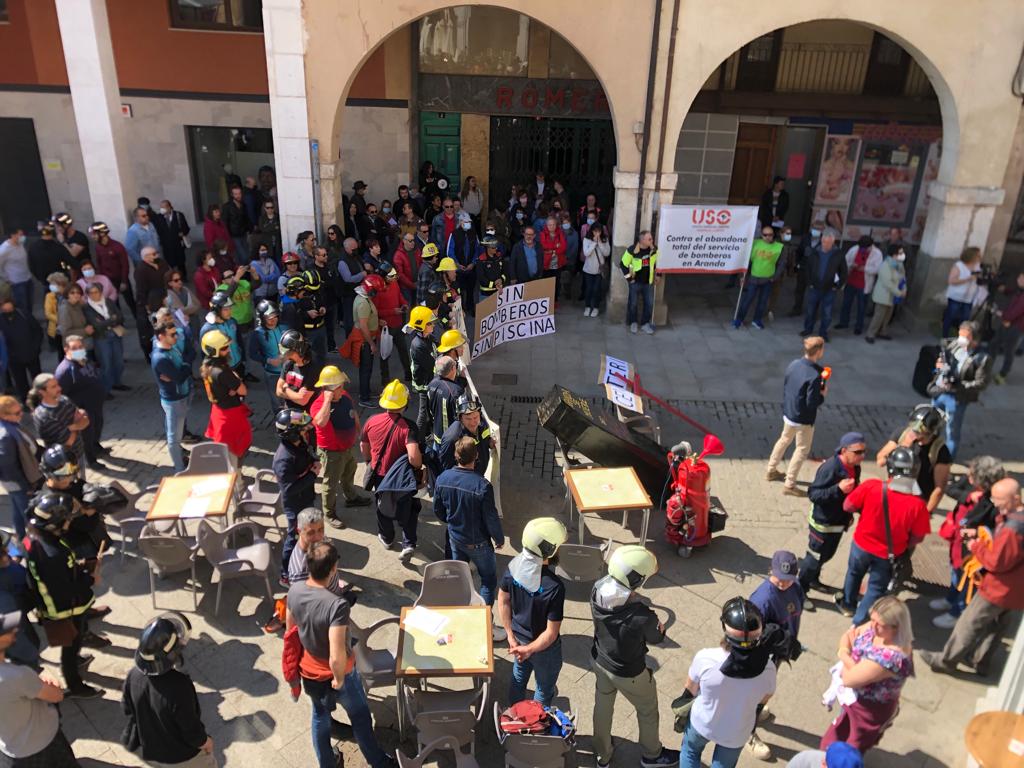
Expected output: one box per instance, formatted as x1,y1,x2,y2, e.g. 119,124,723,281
362,274,386,296
282,251,300,265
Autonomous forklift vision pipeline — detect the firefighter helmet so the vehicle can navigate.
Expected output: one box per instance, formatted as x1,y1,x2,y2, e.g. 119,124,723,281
209,290,233,311
607,545,659,590
135,612,192,676
437,329,467,353
362,274,386,297
255,299,279,324
521,517,567,559
275,408,312,440
408,305,438,332
278,329,309,358
721,597,763,648
437,257,458,273
282,251,300,265
89,221,110,236
421,242,440,261
27,491,75,535
40,444,78,480
886,446,919,479
379,380,409,410
200,329,232,357
315,365,349,390
907,404,945,439
302,269,322,291
456,394,482,415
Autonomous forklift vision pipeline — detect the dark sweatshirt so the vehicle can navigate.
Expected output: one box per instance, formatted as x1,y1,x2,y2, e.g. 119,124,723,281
590,593,663,678
121,667,208,764
808,453,861,530
782,357,825,426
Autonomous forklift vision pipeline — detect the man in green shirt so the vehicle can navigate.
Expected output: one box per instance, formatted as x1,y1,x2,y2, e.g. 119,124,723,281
733,227,784,329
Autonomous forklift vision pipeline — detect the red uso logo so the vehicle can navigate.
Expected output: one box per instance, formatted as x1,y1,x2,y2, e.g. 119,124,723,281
691,209,731,225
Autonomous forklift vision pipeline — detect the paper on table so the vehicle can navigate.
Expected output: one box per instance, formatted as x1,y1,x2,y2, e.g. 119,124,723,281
404,606,450,635
180,497,210,518
190,476,232,497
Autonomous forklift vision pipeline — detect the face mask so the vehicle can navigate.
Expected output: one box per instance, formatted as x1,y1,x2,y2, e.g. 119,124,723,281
18,235,27,245
587,217,596,226
955,335,969,347
158,207,168,215
781,234,792,242
382,206,391,214
70,348,87,362
82,268,95,277
259,251,269,259
895,253,906,262
810,228,822,237
219,250,227,256
561,222,571,230
462,222,472,230
515,212,524,220
49,284,60,293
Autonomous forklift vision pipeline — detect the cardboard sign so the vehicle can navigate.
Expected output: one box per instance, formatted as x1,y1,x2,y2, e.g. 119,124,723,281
598,354,635,389
605,384,643,414
471,277,556,358
656,205,758,274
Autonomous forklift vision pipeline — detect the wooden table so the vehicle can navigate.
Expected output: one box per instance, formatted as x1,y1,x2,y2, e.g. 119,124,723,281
565,465,653,544
965,711,1024,768
394,605,494,739
146,472,237,522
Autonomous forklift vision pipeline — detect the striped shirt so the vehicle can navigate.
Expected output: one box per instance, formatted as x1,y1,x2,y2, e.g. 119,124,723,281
32,396,83,463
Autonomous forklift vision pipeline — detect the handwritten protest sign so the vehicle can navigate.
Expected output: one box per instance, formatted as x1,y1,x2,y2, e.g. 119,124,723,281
471,277,556,359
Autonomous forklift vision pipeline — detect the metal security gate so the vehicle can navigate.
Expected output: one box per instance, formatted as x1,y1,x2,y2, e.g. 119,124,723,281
489,117,616,213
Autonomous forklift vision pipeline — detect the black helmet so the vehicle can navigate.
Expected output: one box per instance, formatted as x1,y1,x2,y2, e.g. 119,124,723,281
302,269,322,292
135,612,192,676
278,329,309,358
907,404,945,439
886,446,919,479
424,282,445,310
255,299,279,324
40,444,78,480
209,290,233,311
275,408,312,440
721,597,763,649
27,491,75,535
456,394,482,416
284,275,306,297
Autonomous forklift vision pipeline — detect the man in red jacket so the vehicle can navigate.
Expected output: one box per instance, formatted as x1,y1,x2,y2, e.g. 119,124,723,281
922,477,1024,677
371,263,411,384
992,271,1024,384
90,222,134,315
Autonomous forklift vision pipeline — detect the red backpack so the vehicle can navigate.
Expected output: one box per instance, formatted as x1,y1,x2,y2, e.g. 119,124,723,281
499,700,548,734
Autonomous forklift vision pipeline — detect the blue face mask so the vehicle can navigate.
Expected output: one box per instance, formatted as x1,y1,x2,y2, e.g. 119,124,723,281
587,217,596,226
462,222,472,230
49,284,60,293
561,222,571,230
70,348,87,362
515,212,524,220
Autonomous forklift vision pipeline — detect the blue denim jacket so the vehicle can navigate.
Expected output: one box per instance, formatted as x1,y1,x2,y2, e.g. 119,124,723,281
433,467,504,548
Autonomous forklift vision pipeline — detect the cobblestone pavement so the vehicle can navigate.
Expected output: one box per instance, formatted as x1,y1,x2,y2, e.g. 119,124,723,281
2,285,1021,768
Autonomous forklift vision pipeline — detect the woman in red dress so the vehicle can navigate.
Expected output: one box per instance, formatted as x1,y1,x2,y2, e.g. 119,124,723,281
200,328,252,459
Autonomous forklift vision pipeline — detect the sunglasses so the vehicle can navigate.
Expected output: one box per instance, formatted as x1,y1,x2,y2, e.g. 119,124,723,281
403,237,414,243
849,448,866,455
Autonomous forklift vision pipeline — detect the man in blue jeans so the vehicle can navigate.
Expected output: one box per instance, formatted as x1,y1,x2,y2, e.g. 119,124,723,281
927,321,990,459
620,230,658,335
497,517,567,706
800,229,846,341
150,322,195,472
287,541,396,768
433,437,504,611
835,447,930,624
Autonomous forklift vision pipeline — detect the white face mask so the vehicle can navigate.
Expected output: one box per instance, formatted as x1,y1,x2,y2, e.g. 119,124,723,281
219,250,227,256
49,284,60,293
18,235,27,245
461,222,472,230
781,234,792,242
158,207,168,215
955,335,970,347
895,253,906,262
207,258,216,267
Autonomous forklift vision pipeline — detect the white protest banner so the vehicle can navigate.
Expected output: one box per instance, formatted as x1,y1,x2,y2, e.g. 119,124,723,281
597,354,635,389
656,205,758,274
472,277,556,359
605,384,644,414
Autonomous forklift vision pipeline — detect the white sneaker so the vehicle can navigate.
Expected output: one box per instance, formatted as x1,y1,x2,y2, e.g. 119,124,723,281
746,733,772,761
641,323,655,335
583,307,591,317
377,534,394,550
630,322,638,334
399,546,415,563
932,612,958,629
591,308,600,317
757,705,775,724
929,597,953,612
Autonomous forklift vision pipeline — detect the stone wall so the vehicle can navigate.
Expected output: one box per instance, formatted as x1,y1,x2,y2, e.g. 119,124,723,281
459,114,490,211
338,105,411,207
0,91,91,222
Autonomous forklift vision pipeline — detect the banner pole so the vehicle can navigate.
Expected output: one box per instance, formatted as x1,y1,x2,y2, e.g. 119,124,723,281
732,271,745,322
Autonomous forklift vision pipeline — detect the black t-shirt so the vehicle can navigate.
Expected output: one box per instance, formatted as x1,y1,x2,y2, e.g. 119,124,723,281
279,359,321,409
122,667,208,764
499,566,565,645
632,247,654,284
203,362,243,408
888,428,952,500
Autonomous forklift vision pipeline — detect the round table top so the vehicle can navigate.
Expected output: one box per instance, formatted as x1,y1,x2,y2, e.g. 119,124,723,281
965,710,1024,768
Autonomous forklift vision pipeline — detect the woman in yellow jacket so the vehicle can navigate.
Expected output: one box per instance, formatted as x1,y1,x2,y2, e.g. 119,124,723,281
44,272,70,353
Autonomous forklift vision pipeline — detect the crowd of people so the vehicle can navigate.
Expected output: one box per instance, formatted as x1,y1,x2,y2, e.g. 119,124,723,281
0,167,1021,768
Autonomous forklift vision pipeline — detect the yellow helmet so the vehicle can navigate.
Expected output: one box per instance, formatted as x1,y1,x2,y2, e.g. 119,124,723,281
200,329,231,357
408,305,438,332
437,328,467,353
422,242,440,260
608,545,659,590
521,517,568,559
379,379,409,410
315,365,349,389
437,257,458,273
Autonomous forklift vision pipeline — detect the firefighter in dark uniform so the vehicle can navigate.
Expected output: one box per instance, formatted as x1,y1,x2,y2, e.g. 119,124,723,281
436,328,469,388
475,237,506,300
279,275,306,333
299,269,328,369
275,329,318,411
426,355,464,447
438,394,492,474
35,444,107,567
271,408,319,580
406,305,438,441
25,490,104,697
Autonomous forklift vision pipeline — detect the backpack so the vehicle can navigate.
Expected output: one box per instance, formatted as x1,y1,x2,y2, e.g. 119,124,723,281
499,701,548,735
546,706,576,741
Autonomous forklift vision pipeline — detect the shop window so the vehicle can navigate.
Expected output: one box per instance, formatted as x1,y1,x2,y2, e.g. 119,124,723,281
419,7,529,76
863,34,911,97
735,30,783,91
548,32,596,79
169,0,263,32
186,126,274,222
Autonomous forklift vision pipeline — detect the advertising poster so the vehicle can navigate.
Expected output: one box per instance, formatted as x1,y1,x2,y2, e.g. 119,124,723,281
472,277,556,358
656,205,759,274
814,135,861,207
848,142,927,227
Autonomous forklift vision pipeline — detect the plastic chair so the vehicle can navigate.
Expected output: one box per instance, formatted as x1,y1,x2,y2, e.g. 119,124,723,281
138,529,199,611
404,680,489,757
179,441,235,474
493,701,573,768
554,542,609,583
242,469,281,508
108,482,182,563
195,520,274,614
414,560,485,607
397,736,480,768
350,616,400,695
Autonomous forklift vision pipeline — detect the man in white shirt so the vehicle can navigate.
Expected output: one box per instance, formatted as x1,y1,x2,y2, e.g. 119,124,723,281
0,228,34,314
679,598,776,768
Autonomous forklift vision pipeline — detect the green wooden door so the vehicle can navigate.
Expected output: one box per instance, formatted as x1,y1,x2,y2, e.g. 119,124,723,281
420,112,461,195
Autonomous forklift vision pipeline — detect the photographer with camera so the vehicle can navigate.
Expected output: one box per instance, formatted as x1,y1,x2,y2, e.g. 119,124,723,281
942,247,983,338
927,321,990,460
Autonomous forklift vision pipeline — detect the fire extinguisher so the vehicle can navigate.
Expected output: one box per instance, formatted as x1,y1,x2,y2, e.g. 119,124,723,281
664,433,725,557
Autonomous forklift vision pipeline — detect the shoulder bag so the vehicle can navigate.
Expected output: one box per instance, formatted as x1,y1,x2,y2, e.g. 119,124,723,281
882,483,913,593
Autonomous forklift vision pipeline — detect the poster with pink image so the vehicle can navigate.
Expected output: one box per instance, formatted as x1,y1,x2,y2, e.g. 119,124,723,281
814,135,860,207
848,142,927,227
908,141,941,243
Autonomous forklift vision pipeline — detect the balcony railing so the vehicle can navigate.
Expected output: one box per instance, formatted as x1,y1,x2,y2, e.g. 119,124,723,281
775,43,868,93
